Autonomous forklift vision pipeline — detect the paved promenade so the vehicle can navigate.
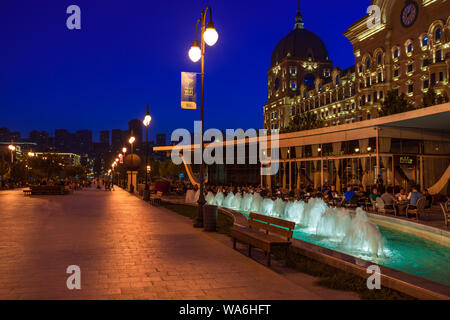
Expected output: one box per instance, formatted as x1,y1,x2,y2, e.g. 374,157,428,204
0,187,358,300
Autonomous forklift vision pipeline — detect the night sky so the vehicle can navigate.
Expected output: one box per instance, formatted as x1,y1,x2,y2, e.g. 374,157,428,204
0,0,369,142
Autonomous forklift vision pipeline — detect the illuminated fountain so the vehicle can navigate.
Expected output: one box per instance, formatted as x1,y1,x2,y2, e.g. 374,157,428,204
190,191,450,286
201,191,385,258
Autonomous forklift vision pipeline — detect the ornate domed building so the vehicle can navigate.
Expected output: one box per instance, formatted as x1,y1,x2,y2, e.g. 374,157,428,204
264,0,450,132
264,7,356,130
269,9,332,102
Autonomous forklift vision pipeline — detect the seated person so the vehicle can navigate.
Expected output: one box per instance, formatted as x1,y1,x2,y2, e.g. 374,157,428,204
423,189,433,209
381,187,395,209
329,185,339,199
369,188,381,205
407,187,423,207
396,188,408,202
342,186,356,204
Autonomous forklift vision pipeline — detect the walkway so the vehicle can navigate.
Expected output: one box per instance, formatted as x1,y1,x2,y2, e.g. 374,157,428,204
0,187,358,300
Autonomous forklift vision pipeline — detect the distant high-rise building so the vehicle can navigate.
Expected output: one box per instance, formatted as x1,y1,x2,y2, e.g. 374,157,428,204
75,130,93,154
111,129,124,153
128,119,143,147
100,130,110,146
156,134,166,147
29,130,49,151
55,129,73,152
0,127,11,142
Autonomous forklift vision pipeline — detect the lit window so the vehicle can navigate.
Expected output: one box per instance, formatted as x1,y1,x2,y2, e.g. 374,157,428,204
422,36,428,46
407,43,413,53
394,48,399,58
435,28,441,42
290,81,296,90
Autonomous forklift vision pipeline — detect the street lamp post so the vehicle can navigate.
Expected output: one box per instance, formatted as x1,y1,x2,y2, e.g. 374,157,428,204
129,136,135,193
143,104,152,201
8,145,16,163
188,6,218,228
122,147,127,188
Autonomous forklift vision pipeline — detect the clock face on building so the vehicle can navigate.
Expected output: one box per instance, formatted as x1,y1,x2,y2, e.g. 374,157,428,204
401,2,418,27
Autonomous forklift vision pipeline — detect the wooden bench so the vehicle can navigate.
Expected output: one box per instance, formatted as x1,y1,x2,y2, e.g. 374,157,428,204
230,213,296,267
29,185,68,195
150,191,163,206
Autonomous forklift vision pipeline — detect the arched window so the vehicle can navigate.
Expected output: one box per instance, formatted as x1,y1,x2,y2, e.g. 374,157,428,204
422,36,428,46
407,42,413,53
335,75,340,85
394,48,399,59
366,58,371,70
435,28,442,42
290,81,297,90
377,53,382,66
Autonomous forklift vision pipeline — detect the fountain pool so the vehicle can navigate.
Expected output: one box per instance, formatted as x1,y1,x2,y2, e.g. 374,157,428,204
197,191,450,287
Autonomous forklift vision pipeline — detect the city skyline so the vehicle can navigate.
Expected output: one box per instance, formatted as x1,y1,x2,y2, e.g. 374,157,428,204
0,0,367,140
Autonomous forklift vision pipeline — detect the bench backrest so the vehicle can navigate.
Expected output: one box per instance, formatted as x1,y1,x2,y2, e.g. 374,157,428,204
249,212,295,240
416,197,427,211
439,203,449,222
31,186,64,190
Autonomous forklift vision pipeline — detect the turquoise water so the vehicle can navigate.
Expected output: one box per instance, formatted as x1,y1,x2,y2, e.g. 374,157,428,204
241,212,450,286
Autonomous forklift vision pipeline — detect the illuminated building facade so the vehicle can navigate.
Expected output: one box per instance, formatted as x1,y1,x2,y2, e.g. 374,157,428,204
264,0,450,130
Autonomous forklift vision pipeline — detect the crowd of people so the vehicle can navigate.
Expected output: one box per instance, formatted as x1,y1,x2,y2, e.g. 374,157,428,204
184,179,450,215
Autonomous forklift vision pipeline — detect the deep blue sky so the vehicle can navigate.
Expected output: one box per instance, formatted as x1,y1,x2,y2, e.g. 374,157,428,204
0,0,369,142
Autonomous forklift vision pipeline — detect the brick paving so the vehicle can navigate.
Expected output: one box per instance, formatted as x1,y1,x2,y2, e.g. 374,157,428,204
0,187,358,300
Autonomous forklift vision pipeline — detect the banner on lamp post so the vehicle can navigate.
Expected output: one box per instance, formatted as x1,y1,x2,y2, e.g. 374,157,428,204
181,72,197,110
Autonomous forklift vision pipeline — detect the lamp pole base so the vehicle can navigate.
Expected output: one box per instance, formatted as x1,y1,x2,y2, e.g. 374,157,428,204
194,203,205,228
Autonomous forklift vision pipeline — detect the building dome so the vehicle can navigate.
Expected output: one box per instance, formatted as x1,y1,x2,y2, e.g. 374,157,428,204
271,10,329,66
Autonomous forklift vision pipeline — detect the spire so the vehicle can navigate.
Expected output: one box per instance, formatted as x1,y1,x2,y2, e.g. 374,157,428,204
294,0,304,29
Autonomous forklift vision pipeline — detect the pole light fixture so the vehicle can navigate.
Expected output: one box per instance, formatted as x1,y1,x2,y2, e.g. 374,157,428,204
187,6,219,228
143,104,152,201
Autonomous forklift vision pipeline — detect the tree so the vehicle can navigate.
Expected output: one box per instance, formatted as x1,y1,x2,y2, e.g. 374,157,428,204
422,89,449,108
63,165,88,179
0,158,10,180
378,90,414,117
281,111,324,134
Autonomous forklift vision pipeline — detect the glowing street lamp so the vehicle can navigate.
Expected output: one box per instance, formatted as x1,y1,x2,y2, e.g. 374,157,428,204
187,6,219,228
8,144,15,163
28,152,35,157
128,135,136,193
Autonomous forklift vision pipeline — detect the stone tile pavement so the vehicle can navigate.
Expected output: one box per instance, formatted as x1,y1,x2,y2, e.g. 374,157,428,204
0,187,358,300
